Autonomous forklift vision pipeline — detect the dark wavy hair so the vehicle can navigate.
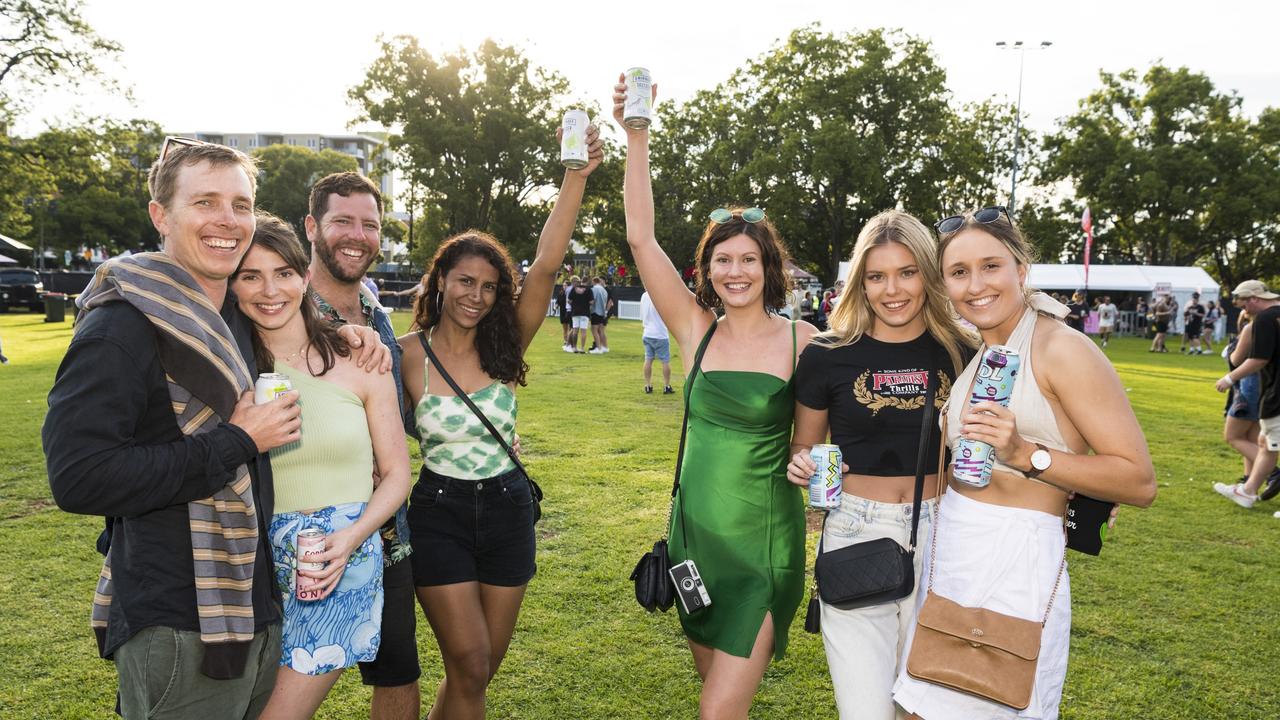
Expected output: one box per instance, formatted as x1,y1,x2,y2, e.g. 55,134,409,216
235,211,349,376
693,207,792,311
413,231,528,386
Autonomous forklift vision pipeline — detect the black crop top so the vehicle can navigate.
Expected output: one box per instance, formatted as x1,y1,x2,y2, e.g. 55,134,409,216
794,331,963,477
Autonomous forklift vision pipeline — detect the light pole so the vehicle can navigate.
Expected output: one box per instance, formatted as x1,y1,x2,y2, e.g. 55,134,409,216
995,40,1052,213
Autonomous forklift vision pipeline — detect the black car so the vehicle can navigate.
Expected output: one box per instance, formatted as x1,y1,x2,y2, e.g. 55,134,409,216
0,267,44,312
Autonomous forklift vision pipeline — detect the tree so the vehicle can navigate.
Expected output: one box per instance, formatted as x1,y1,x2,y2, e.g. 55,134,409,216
0,0,122,114
252,144,358,236
350,37,577,264
1044,65,1280,287
647,27,1023,283
18,119,162,259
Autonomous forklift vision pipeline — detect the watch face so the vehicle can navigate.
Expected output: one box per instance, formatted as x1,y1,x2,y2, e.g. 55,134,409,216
1031,449,1052,471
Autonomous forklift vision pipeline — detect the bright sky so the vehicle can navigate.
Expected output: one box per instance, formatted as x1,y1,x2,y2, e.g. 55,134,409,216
25,0,1280,157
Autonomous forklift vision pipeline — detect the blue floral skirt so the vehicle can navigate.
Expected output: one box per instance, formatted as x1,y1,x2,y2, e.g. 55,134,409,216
269,502,384,674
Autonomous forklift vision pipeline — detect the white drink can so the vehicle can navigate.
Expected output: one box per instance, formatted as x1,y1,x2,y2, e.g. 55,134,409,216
560,109,589,169
623,67,653,129
254,372,292,404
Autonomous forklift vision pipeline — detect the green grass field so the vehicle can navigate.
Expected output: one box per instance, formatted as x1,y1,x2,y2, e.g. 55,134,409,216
1,310,1278,719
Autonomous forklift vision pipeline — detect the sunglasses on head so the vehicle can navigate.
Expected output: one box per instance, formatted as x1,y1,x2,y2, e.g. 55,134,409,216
709,207,766,224
159,136,207,162
934,205,1009,234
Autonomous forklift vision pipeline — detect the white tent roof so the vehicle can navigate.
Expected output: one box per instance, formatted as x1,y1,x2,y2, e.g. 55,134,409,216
1026,264,1218,295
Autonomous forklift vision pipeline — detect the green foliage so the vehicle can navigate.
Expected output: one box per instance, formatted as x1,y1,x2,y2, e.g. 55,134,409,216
252,144,359,236
0,0,122,113
350,37,580,265
7,118,163,257
648,27,1024,283
4,314,1279,718
1044,65,1280,287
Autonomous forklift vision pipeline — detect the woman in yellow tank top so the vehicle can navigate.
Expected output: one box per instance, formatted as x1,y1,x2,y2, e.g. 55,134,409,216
232,213,411,720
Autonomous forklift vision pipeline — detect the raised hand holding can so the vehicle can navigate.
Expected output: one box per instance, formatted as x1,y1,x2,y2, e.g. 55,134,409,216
560,109,589,169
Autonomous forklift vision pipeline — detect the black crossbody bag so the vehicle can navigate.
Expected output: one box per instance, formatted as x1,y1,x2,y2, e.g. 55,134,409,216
417,332,542,522
805,352,939,632
631,322,715,612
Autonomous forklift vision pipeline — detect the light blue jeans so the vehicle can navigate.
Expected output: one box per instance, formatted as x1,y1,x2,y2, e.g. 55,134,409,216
819,494,935,720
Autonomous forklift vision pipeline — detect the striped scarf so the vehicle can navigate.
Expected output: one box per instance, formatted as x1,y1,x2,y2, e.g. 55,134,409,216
77,253,260,679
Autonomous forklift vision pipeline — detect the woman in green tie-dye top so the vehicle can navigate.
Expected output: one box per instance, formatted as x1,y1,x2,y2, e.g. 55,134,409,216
397,122,605,720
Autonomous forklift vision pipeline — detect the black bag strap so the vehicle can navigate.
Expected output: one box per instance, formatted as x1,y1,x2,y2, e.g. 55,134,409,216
817,347,939,556
665,320,717,545
417,331,530,484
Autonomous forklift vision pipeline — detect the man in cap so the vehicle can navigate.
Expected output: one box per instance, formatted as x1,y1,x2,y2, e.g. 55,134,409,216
1214,280,1280,507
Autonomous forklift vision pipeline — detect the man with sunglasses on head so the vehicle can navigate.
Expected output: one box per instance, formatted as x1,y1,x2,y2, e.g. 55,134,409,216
43,140,391,720
304,172,421,720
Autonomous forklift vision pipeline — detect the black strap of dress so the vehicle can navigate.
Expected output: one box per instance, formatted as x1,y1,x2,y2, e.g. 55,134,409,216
667,321,717,546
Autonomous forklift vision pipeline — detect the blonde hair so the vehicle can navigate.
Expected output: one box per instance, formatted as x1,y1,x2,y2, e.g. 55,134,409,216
820,209,976,374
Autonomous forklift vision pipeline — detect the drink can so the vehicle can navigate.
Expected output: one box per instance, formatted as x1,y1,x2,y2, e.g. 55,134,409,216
623,67,653,129
560,109,589,169
254,373,293,404
952,346,1021,488
295,528,326,602
808,444,842,508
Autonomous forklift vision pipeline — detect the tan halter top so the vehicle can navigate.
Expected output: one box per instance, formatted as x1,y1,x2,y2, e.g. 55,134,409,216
945,292,1072,482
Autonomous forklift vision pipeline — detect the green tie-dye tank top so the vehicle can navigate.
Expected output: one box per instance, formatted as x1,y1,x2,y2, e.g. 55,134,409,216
414,356,518,480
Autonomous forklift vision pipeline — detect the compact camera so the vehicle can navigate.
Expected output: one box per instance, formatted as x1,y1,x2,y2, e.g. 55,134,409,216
668,559,712,614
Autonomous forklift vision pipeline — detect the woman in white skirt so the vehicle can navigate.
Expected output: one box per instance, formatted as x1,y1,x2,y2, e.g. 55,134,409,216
892,206,1156,720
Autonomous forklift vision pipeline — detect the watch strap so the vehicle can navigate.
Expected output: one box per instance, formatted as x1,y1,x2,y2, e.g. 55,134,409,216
1026,442,1050,478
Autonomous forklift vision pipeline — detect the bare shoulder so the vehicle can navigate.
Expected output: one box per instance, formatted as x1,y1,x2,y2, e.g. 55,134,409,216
397,330,425,360
792,318,820,346
1034,317,1113,384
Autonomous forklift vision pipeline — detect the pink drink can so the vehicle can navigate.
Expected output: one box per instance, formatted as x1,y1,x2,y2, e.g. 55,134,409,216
295,528,326,602
808,444,842,508
952,346,1020,488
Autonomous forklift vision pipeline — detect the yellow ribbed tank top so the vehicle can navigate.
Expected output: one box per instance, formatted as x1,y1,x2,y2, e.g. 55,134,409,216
269,362,374,513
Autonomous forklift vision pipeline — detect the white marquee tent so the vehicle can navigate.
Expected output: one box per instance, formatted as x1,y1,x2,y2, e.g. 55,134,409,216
838,262,1221,334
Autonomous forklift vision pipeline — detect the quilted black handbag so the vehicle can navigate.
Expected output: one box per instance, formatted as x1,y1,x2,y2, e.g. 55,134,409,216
805,352,939,631
630,322,715,612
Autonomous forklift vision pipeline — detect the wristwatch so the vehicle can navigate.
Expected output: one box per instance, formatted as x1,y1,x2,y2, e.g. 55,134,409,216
1025,443,1052,479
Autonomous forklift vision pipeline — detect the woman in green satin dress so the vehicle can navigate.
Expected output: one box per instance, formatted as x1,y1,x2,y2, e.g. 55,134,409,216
614,76,818,719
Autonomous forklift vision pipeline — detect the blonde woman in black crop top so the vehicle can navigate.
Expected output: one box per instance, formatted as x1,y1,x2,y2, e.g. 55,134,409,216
788,210,974,720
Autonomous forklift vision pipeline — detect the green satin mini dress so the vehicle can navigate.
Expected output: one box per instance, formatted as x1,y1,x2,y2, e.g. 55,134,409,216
669,321,805,660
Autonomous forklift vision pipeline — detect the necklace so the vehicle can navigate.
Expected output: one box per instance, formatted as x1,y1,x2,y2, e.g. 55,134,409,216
280,340,309,364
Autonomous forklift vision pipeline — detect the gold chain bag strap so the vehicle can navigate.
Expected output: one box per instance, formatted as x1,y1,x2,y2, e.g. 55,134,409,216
904,416,1067,710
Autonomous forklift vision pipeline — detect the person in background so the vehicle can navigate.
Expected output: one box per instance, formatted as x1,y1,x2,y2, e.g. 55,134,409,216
589,276,613,354
1065,290,1088,334
555,278,573,352
1202,299,1220,354
1182,292,1206,354
1214,281,1280,509
235,214,410,720
1096,295,1117,348
639,289,674,394
568,275,592,353
1150,293,1175,352
1219,307,1273,497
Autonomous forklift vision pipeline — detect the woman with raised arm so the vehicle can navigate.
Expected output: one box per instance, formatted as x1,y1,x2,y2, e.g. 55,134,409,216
615,75,817,719
397,124,604,720
232,214,411,720
785,210,975,719
892,207,1155,720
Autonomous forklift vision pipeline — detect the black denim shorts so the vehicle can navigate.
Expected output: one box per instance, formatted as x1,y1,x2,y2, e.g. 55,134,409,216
408,467,537,587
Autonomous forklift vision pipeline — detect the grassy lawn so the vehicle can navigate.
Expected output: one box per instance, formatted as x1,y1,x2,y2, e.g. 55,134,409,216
1,310,1278,718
